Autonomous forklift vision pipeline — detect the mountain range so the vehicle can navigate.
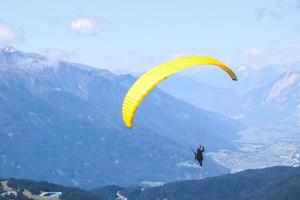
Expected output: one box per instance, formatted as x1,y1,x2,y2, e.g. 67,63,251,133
151,57,300,173
0,47,243,188
159,61,300,127
228,71,300,126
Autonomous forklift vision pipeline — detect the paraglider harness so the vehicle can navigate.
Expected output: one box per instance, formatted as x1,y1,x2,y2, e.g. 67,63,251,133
191,148,200,161
191,146,204,163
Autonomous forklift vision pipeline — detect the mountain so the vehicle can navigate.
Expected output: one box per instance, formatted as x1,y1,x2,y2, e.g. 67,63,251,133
0,178,104,200
91,185,123,200
179,63,296,95
2,166,300,200
0,47,243,188
228,71,300,126
177,64,268,95
94,166,300,200
156,64,284,115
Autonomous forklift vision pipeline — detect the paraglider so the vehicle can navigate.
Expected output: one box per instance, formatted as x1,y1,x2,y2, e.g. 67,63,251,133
122,56,237,128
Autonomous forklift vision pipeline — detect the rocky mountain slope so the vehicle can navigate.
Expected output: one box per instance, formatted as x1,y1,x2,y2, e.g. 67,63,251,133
228,71,300,126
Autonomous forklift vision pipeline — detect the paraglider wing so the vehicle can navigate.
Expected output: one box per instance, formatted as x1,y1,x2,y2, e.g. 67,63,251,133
122,56,237,128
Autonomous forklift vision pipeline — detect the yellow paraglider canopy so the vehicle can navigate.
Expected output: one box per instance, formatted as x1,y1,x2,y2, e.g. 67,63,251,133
122,56,237,128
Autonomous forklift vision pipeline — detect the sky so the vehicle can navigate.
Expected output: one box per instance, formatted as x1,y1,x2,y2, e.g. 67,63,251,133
0,0,300,72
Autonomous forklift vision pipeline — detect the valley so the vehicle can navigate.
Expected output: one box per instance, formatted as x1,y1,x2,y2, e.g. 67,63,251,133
209,125,300,172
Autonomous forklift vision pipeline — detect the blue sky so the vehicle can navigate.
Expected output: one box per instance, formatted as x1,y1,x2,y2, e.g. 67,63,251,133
1,0,300,72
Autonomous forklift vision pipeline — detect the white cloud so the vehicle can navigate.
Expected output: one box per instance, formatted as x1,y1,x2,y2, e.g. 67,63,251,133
0,25,22,45
171,53,184,59
256,0,300,20
70,17,105,36
256,6,282,20
237,44,300,69
237,64,247,72
243,48,263,57
41,48,76,66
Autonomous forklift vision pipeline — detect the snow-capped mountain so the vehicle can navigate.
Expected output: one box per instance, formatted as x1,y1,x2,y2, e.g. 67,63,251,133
0,47,242,188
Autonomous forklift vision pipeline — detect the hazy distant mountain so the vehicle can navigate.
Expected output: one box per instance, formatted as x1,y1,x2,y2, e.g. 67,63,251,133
113,61,300,117
180,63,297,95
159,74,237,113
98,166,300,200
155,64,284,115
177,64,264,94
229,71,300,126
0,47,242,188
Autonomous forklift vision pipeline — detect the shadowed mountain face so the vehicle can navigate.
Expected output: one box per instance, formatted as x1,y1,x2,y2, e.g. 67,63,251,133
0,47,242,188
1,166,300,200
0,178,105,200
95,166,300,200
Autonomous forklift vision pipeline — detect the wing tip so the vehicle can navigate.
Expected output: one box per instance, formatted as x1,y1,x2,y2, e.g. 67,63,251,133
125,122,133,129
